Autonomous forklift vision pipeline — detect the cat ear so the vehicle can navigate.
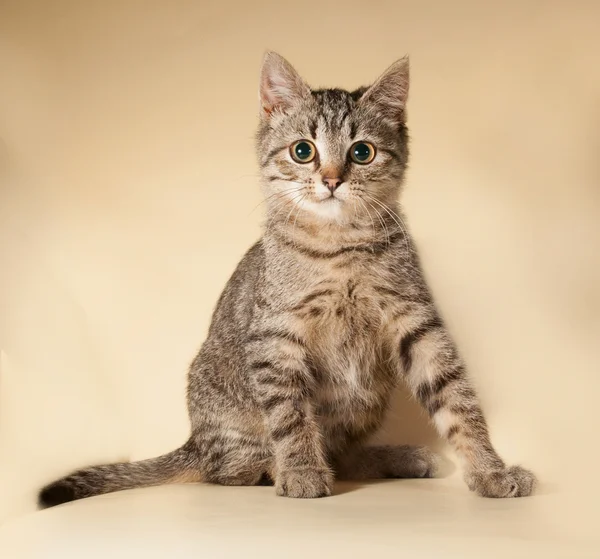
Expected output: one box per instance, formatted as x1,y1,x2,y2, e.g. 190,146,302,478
359,56,410,124
259,51,311,119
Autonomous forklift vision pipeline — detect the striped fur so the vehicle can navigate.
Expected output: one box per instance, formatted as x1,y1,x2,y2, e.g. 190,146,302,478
39,52,535,508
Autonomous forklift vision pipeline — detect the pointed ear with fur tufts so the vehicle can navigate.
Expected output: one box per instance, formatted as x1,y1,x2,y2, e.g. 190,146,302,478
359,56,410,125
259,51,311,119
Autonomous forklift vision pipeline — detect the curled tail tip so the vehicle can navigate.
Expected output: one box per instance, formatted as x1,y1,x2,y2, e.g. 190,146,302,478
37,446,193,509
38,480,77,509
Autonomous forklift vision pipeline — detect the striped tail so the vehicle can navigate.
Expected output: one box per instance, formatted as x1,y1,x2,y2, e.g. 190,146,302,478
38,440,200,508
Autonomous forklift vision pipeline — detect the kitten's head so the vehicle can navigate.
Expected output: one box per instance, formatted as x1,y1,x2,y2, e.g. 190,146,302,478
256,52,409,231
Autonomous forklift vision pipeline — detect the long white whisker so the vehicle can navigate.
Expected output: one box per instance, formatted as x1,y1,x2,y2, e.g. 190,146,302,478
355,196,376,243
291,194,308,248
365,199,391,247
249,184,304,215
264,190,306,238
282,192,306,248
364,194,411,256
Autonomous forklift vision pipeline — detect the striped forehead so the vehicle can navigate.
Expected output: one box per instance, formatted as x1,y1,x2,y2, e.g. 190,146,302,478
307,90,361,162
309,89,360,140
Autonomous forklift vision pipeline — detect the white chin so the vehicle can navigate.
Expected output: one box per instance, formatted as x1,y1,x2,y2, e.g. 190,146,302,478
304,198,346,221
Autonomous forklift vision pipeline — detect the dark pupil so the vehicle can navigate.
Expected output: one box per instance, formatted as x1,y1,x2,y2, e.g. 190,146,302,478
295,142,313,160
353,143,371,162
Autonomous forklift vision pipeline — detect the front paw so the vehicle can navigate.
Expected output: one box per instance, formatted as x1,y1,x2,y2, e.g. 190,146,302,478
465,465,536,498
276,468,333,499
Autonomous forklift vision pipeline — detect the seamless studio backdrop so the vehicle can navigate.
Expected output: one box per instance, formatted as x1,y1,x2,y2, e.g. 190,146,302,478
0,0,599,537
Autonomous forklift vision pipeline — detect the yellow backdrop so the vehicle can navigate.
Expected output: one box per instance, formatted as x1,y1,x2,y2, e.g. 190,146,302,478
0,0,598,527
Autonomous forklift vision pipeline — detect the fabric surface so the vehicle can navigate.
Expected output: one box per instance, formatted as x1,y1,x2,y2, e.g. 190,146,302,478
0,1,599,555
0,480,596,558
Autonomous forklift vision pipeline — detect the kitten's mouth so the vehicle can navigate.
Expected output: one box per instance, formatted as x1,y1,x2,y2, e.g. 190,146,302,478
317,194,341,203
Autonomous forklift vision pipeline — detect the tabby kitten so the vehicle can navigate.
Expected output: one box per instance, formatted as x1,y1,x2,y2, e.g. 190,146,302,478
39,52,535,506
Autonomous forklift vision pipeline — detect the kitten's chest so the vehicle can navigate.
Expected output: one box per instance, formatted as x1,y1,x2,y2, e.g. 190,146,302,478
292,267,397,439
294,268,386,351
280,262,401,441
290,264,398,389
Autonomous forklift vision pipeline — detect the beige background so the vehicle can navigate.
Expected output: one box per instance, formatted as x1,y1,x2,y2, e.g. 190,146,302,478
0,0,599,526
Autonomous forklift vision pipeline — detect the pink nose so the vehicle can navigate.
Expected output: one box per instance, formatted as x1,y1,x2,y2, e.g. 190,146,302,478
323,177,342,193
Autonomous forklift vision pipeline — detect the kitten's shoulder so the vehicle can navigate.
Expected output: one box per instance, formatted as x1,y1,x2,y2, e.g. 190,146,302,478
207,240,265,334
225,239,266,290
241,239,265,270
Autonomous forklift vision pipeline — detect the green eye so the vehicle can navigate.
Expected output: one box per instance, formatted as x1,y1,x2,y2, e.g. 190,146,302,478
291,140,316,163
350,141,376,164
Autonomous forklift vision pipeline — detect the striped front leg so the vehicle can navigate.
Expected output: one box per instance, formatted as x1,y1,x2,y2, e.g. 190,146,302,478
248,328,333,498
396,310,536,498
